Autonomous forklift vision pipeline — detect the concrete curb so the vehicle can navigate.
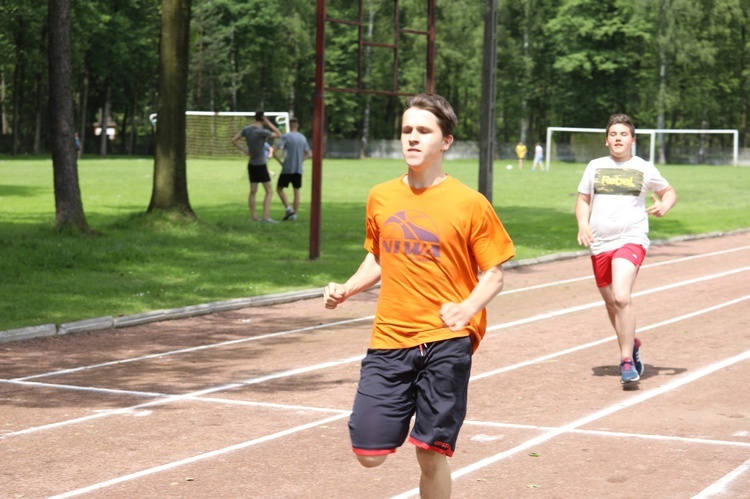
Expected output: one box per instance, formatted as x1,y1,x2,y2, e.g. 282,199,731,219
2,228,748,344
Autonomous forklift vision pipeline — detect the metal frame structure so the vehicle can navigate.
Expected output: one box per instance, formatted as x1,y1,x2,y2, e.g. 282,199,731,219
310,0,436,259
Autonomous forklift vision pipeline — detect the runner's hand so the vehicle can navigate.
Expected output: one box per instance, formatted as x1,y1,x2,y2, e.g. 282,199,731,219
323,283,347,309
440,302,472,331
645,193,668,218
577,225,594,247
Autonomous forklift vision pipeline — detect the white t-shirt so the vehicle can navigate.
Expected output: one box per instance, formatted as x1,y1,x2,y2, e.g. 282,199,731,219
577,155,670,254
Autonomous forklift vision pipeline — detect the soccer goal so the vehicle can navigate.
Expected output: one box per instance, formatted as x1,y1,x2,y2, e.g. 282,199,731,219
545,127,739,170
149,111,291,157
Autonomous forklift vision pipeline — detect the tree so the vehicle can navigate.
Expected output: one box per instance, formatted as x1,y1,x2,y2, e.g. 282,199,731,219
148,0,195,217
48,0,92,233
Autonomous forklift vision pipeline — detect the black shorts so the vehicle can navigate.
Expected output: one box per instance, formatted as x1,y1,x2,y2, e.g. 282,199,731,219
247,162,271,183
277,173,302,189
349,336,472,457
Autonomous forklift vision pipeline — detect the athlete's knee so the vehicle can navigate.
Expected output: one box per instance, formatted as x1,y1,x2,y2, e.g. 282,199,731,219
356,454,388,468
609,289,632,309
415,447,446,476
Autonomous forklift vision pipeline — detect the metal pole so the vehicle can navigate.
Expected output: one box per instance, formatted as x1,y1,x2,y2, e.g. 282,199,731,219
426,0,435,93
478,0,498,201
310,0,326,259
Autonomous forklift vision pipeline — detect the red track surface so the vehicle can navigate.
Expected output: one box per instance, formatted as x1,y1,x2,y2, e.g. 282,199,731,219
1,231,749,498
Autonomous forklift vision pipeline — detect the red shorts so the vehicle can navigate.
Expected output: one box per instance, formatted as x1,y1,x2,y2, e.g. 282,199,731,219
591,244,647,288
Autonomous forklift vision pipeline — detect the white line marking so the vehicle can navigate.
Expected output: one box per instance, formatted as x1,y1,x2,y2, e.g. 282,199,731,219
14,315,374,382
3,243,745,495
486,266,749,333
0,380,165,399
0,355,363,439
3,291,746,440
12,294,748,497
474,295,749,380
14,244,748,382
461,420,750,449
501,245,750,295
692,459,750,498
46,412,351,499
392,348,750,499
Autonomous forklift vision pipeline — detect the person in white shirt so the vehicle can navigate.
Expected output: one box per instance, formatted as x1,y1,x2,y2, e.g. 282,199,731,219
575,113,677,385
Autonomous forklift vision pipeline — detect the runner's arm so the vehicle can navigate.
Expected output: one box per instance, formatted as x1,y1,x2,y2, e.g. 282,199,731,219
575,193,593,247
440,264,505,331
324,252,381,309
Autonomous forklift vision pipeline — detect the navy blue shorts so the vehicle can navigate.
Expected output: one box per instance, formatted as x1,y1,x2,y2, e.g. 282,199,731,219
247,162,271,183
349,336,472,457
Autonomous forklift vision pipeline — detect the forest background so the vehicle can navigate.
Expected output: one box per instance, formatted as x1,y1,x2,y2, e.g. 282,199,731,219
1,0,749,159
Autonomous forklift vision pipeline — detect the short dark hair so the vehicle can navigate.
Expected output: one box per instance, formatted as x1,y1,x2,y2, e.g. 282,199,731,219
290,117,299,125
606,113,635,136
255,109,265,120
404,93,457,137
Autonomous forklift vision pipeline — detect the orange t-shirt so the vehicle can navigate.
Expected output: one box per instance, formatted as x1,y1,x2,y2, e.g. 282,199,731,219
365,175,515,353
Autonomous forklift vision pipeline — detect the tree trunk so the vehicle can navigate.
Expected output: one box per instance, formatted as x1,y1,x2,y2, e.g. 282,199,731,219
48,0,92,233
148,0,195,217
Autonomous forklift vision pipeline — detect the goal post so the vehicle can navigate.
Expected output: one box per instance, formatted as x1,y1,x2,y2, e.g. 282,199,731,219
149,111,291,157
546,127,739,170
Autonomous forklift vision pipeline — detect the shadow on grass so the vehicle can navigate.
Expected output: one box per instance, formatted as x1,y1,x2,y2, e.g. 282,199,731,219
0,185,47,197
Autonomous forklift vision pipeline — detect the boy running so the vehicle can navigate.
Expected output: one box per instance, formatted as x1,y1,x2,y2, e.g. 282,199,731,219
324,93,515,497
576,113,677,385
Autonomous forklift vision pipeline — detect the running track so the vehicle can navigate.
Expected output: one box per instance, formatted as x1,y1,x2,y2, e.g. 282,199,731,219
1,231,748,498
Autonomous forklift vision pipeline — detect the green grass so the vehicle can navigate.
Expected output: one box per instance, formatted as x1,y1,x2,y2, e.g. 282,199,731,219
1,156,748,331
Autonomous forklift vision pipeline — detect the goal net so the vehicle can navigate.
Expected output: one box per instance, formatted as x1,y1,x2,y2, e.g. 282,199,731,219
545,127,739,169
149,111,291,158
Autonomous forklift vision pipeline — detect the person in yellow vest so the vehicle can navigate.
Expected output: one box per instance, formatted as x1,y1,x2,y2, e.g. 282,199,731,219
324,93,515,498
515,140,527,170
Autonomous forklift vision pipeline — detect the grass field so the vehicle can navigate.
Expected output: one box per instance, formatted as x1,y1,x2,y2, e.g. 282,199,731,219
1,156,748,332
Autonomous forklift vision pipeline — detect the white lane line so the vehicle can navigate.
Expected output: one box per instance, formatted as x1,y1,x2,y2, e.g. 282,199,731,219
692,459,750,498
3,291,746,440
14,245,749,383
12,295,749,498
501,245,750,295
14,315,374,382
0,355,364,439
46,412,351,499
392,348,750,499
474,295,749,380
462,420,750,449
11,264,746,388
486,266,749,333
0,380,164,399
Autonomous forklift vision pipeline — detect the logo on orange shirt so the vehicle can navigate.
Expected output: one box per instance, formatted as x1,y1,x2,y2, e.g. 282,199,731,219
381,210,440,260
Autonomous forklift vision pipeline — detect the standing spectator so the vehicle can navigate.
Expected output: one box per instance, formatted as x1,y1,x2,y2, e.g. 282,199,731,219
575,113,677,385
232,110,282,222
532,142,544,171
323,93,515,497
74,133,81,159
515,140,527,170
273,118,311,221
